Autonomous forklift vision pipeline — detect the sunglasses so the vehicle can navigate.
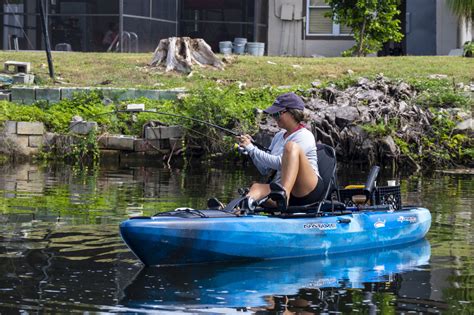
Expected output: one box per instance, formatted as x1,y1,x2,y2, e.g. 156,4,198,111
270,110,287,119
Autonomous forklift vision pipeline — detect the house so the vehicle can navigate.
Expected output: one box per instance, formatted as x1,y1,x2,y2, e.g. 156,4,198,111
0,0,471,56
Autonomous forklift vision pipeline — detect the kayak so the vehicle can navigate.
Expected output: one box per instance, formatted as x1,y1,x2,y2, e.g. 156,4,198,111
119,206,431,266
120,239,430,308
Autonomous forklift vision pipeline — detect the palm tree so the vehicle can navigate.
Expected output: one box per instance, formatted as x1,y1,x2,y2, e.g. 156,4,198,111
446,0,473,48
446,0,474,20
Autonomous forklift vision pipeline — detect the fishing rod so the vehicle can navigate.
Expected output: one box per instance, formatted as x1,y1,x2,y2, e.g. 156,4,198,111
70,109,270,152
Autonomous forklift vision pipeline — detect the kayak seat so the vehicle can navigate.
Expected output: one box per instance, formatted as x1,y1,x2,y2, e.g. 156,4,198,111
314,143,340,212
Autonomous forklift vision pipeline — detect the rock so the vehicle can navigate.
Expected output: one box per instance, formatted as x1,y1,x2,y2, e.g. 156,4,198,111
320,87,339,104
379,135,399,158
357,77,370,86
311,80,322,88
354,90,385,102
335,106,359,128
453,118,473,135
428,74,448,79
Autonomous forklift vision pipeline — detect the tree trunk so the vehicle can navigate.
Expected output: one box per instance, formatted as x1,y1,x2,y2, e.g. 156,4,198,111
357,18,367,57
149,37,224,73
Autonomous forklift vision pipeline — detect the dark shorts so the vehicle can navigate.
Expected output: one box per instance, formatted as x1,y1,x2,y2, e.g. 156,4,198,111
289,177,325,206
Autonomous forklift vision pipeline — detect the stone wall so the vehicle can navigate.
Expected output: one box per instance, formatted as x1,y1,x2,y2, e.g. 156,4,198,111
1,120,185,161
1,87,185,104
0,121,46,157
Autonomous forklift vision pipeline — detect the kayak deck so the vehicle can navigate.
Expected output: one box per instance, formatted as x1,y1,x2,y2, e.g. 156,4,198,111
120,207,431,266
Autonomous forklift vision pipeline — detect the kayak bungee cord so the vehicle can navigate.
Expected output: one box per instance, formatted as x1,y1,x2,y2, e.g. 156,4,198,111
69,109,270,152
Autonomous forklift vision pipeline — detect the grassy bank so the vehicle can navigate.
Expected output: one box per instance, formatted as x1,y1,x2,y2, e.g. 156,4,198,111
0,51,472,89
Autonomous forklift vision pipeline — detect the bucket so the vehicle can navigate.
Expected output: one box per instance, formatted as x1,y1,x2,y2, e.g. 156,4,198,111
220,47,232,55
233,37,247,45
233,43,246,55
247,42,265,56
219,41,232,54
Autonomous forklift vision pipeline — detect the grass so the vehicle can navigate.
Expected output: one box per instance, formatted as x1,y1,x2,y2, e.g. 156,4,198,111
0,51,473,89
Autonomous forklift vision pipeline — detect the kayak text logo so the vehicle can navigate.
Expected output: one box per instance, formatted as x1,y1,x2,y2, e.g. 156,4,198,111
303,223,337,230
397,216,417,223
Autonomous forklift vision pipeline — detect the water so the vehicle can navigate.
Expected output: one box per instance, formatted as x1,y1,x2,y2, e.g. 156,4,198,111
0,162,472,313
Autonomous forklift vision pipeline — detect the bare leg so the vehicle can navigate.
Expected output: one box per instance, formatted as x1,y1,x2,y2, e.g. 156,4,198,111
247,183,271,201
280,141,318,198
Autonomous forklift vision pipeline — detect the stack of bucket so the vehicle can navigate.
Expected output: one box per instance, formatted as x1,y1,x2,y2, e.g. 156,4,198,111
219,41,232,55
233,37,247,55
218,38,265,56
247,42,265,56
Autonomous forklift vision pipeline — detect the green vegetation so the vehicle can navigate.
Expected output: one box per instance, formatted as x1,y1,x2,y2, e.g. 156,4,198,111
0,51,472,89
0,52,471,168
325,0,403,56
463,41,474,57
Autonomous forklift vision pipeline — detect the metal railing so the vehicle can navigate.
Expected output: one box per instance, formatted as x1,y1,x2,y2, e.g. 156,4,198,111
107,31,139,53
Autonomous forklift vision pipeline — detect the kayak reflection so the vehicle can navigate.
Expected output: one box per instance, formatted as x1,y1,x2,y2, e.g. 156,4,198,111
120,239,430,309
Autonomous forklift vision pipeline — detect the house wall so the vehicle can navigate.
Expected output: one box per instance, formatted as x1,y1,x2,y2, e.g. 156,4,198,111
267,0,354,57
436,0,459,54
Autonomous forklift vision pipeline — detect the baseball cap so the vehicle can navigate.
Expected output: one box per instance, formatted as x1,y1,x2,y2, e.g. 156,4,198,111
263,92,305,114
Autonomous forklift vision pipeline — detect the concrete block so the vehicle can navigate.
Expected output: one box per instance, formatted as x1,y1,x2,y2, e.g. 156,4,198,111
11,134,29,148
69,121,98,135
28,135,43,148
134,139,162,152
35,87,61,103
104,135,135,151
99,150,120,165
17,122,44,135
118,88,137,100
60,87,78,99
158,89,184,100
6,134,38,156
135,89,161,100
145,126,183,140
12,73,35,84
3,121,17,134
4,61,31,73
11,87,36,104
61,87,92,99
100,88,136,101
155,126,184,139
169,138,184,150
0,92,11,101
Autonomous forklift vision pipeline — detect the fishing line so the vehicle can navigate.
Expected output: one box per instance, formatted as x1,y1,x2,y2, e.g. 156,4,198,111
69,109,270,152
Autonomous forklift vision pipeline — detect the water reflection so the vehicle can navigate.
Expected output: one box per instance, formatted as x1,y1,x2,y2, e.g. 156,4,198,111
121,240,431,310
0,162,473,313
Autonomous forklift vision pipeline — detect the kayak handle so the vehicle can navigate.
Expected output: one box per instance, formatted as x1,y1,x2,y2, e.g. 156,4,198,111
337,218,351,224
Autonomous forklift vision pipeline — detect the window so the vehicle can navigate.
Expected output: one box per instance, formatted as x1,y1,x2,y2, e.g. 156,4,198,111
306,0,351,36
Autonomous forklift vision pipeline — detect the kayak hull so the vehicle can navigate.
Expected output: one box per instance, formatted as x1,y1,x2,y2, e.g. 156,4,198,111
119,207,431,266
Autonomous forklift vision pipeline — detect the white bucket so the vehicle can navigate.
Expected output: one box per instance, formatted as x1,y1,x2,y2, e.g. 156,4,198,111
220,47,232,55
233,43,246,55
219,41,232,54
247,42,265,56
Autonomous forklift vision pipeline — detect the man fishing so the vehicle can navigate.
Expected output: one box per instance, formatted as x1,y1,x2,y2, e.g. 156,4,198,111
236,92,325,211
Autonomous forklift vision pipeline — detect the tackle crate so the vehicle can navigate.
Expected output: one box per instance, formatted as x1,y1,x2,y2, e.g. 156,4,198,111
375,185,402,210
337,185,401,210
337,188,375,207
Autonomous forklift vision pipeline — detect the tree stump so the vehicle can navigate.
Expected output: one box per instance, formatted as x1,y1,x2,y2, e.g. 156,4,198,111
149,37,224,73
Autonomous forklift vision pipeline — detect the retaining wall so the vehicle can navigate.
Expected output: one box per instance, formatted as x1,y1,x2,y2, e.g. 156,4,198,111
1,120,185,161
1,87,185,104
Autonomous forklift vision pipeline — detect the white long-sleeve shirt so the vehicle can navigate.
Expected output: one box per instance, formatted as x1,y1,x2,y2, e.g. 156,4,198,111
245,127,319,184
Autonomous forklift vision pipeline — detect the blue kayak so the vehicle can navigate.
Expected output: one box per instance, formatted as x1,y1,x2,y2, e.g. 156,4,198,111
119,206,431,266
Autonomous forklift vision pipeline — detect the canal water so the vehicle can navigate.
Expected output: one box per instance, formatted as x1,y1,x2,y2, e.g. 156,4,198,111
0,162,472,314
